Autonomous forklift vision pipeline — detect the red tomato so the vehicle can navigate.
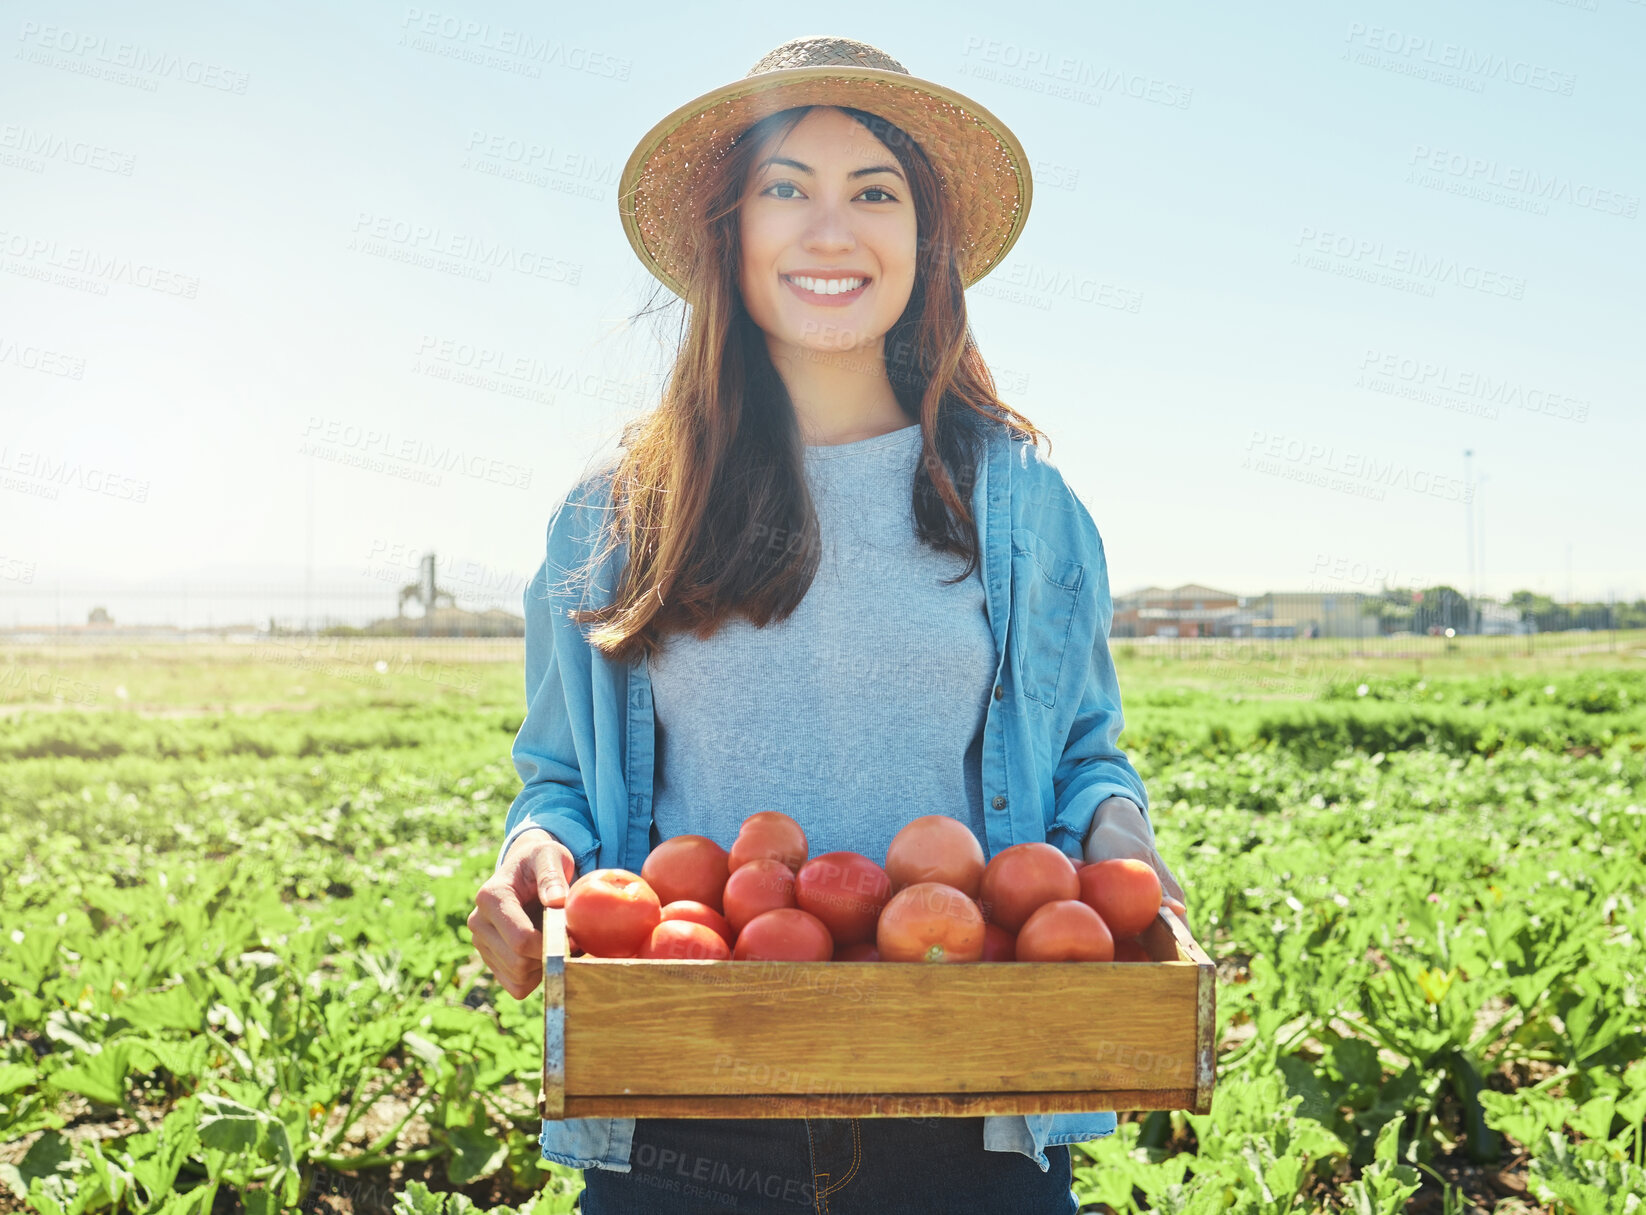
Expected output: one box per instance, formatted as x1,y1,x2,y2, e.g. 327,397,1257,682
563,869,662,958
1016,899,1115,962
980,922,1017,962
978,843,1080,932
877,882,985,963
641,835,731,912
659,900,735,948
795,852,892,947
1112,936,1151,963
884,815,987,898
729,811,809,873
834,941,881,962
639,920,732,961
733,908,833,961
1078,859,1163,938
722,858,797,935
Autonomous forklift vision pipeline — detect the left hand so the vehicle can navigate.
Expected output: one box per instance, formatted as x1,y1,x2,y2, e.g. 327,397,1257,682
1083,796,1188,920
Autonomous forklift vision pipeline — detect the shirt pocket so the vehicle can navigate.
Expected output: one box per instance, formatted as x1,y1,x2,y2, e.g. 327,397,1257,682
1010,528,1085,708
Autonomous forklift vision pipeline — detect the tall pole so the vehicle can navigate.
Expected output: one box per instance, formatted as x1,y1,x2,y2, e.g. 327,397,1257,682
1476,473,1488,634
305,461,314,636
1464,450,1474,633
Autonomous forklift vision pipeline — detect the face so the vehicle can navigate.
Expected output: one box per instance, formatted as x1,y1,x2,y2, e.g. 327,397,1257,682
737,106,918,359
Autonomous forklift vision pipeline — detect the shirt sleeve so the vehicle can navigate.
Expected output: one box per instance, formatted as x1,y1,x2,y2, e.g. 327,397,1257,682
1048,493,1152,857
494,484,607,877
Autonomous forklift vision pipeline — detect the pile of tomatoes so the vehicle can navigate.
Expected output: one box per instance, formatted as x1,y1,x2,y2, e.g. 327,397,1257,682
562,812,1165,964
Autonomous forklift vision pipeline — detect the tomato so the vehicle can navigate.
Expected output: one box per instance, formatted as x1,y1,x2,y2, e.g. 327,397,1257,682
794,852,892,947
639,920,732,961
1112,936,1151,963
980,922,1017,962
1078,859,1163,938
733,908,833,961
1016,899,1115,962
978,842,1079,932
563,869,662,958
876,882,984,963
722,857,797,935
729,811,809,873
641,835,731,912
659,900,735,948
834,940,881,962
884,815,987,898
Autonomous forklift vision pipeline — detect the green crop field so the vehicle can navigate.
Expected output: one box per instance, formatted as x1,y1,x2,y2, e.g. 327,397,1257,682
2,637,1644,1214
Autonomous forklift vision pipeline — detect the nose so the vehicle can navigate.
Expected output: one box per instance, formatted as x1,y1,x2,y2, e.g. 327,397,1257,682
801,196,856,256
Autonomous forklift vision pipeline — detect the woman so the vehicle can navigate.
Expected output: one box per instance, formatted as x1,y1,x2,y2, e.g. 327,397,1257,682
469,35,1187,1215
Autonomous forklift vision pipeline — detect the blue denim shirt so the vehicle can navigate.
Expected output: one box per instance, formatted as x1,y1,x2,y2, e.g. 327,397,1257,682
496,415,1153,1173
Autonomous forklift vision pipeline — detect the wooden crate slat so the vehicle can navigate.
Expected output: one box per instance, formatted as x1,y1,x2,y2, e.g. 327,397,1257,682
539,905,1217,1119
560,1088,1198,1119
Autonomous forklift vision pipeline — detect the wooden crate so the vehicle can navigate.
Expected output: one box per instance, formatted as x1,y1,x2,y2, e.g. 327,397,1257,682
538,905,1214,1120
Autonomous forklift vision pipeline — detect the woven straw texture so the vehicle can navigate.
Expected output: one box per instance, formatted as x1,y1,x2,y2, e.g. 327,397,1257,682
618,36,1033,301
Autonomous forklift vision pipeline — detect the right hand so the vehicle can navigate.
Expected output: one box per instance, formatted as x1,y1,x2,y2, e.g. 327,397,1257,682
468,831,578,999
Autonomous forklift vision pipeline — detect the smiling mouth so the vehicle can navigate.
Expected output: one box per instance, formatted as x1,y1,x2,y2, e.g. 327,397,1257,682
781,273,871,299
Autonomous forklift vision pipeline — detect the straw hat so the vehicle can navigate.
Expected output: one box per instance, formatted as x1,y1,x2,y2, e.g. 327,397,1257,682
617,35,1034,301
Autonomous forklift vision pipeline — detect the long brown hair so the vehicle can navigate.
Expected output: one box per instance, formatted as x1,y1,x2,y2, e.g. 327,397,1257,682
568,104,1046,665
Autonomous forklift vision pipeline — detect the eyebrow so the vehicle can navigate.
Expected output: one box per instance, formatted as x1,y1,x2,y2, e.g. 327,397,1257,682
757,155,906,184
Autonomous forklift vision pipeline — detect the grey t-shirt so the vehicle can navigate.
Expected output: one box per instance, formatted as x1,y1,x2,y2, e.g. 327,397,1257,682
649,422,997,864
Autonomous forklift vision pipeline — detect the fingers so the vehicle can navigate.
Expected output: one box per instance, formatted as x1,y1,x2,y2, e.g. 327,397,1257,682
466,906,542,999
472,877,543,987
535,842,574,909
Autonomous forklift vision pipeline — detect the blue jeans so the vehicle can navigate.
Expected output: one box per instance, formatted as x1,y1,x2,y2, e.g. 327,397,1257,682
576,1115,1078,1214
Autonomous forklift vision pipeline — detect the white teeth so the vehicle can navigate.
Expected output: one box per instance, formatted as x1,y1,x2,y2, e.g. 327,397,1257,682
786,275,866,295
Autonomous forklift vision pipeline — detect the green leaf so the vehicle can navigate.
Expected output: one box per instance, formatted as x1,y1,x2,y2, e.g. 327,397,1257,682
118,984,204,1033
0,1062,37,1097
127,1099,202,1206
444,1120,507,1185
196,1093,264,1153
1341,1117,1423,1215
44,1039,135,1107
392,1178,452,1214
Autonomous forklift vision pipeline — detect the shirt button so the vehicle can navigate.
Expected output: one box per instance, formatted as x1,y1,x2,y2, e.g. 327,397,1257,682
993,684,1004,700
991,795,1007,810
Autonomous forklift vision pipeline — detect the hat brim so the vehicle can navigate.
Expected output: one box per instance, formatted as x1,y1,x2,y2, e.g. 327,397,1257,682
617,65,1033,301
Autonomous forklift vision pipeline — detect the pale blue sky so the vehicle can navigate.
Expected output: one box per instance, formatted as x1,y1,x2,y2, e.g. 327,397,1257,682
2,0,1642,627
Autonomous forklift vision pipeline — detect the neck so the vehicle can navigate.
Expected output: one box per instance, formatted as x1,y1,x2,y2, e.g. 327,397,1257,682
766,333,909,446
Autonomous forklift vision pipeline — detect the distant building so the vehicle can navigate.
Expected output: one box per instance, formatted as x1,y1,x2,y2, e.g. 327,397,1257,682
1478,601,1532,635
1239,592,1379,639
1113,584,1241,638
